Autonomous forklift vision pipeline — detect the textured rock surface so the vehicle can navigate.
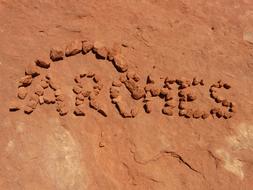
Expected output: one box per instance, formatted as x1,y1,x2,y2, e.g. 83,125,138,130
1,1,253,190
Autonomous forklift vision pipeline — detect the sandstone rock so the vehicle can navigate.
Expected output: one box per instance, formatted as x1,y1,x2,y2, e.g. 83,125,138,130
35,59,50,68
9,101,21,112
75,99,84,106
73,85,82,94
56,94,65,102
50,47,64,61
150,86,160,97
86,71,95,78
54,89,62,97
40,80,49,89
112,80,122,87
107,43,121,61
202,112,210,119
29,94,39,103
193,110,202,119
116,101,131,118
127,71,140,82
131,108,139,118
65,40,82,57
74,105,86,116
89,100,100,110
179,109,187,117
113,55,128,72
223,112,232,119
19,75,32,87
124,79,137,93
35,85,44,96
144,102,152,113
215,96,224,103
178,101,187,110
49,80,60,91
24,106,33,114
17,87,27,100
223,83,231,89
92,41,108,59
74,75,82,83
200,79,204,86
131,87,145,100
76,93,85,101
192,77,200,86
27,100,38,109
43,91,55,104
162,107,173,116
82,40,94,54
187,93,197,101
147,74,155,84
119,74,127,83
110,87,120,99
82,90,92,97
93,75,101,83
25,64,40,77
39,96,44,104
222,99,230,107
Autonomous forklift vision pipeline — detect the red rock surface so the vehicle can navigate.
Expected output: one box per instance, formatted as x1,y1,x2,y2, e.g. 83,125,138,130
1,1,253,190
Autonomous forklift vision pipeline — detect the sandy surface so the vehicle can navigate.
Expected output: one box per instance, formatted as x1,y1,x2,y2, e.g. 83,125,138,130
0,0,253,189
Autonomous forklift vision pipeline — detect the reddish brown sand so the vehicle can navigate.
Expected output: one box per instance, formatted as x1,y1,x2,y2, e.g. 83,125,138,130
1,1,253,189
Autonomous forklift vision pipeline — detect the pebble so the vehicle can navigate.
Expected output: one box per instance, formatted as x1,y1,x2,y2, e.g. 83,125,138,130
19,75,32,87
50,47,64,61
35,59,50,68
162,107,173,116
9,101,21,112
113,55,128,72
65,40,82,57
74,105,86,116
17,87,27,100
82,40,94,54
25,64,40,77
24,106,33,114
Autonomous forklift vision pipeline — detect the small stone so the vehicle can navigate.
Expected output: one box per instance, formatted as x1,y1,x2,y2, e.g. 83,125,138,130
223,112,232,119
80,72,86,78
29,94,39,103
93,75,101,83
50,47,64,61
9,101,21,112
86,71,95,78
107,43,121,61
110,87,120,99
89,100,100,110
178,101,187,110
74,105,86,116
35,59,50,68
59,106,68,116
187,93,197,101
216,110,223,118
43,92,55,104
19,75,32,87
17,87,27,100
48,80,60,91
209,86,217,93
39,96,44,104
35,85,44,96
74,75,82,83
27,100,38,109
223,83,231,89
215,96,224,103
96,47,108,59
88,92,97,100
178,90,187,98
192,77,200,86
65,40,82,57
112,80,122,87
131,88,145,100
164,77,175,84
193,110,202,119
56,94,65,102
147,74,155,84
73,85,82,94
210,91,218,99
200,79,204,86
202,112,209,119
210,107,220,115
160,88,169,96
40,80,49,89
76,93,85,101
164,100,177,108
162,107,173,116
222,99,230,107
98,108,107,117
150,86,160,97
165,92,173,101
179,109,187,117
131,108,139,118
119,74,127,83
82,40,94,54
82,90,92,97
24,106,33,114
75,99,84,106
25,64,40,77
229,106,237,113
185,109,193,118
113,55,128,72
144,102,152,113
54,89,62,97
56,101,66,112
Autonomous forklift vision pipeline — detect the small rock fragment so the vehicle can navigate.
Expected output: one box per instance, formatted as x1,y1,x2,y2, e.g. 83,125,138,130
40,80,49,89
35,59,50,68
162,107,173,116
112,80,122,87
75,99,84,106
74,105,85,116
215,96,224,103
192,77,200,86
187,92,197,101
86,71,95,78
35,85,44,96
17,87,28,100
110,87,120,99
73,85,82,94
202,112,209,119
119,74,127,83
89,100,100,110
179,109,187,117
76,93,85,101
193,110,202,119
25,64,40,77
144,102,152,113
43,92,55,104
54,89,62,97
113,55,128,72
24,106,33,114
147,74,155,84
223,83,231,89
82,90,91,97
9,101,21,112
82,40,94,54
222,99,230,107
56,94,65,102
74,75,82,83
27,100,38,109
39,96,44,104
107,43,121,61
65,40,82,57
50,47,64,61
131,108,139,118
150,86,160,97
223,112,232,119
178,101,187,110
19,75,32,87
93,75,101,83
49,80,60,91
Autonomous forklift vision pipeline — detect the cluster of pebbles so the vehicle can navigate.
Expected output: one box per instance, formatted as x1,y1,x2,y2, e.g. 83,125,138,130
9,59,69,115
109,71,142,118
209,80,235,119
72,72,107,117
